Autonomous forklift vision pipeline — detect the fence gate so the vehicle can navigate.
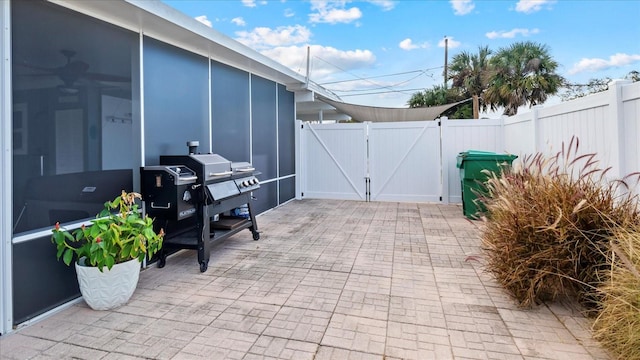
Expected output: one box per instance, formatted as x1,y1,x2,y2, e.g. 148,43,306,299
300,122,368,200
300,121,442,202
368,121,441,202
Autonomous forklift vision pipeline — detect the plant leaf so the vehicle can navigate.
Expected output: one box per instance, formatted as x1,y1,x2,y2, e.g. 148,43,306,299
63,248,74,266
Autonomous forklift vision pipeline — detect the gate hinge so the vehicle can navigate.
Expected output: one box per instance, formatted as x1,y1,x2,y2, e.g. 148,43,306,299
438,120,441,126
301,123,304,129
439,196,443,201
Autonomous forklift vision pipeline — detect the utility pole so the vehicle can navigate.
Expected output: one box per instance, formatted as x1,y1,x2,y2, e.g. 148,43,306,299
443,36,448,89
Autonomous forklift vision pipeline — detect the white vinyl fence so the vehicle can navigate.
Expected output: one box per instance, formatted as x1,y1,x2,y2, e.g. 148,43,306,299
298,119,505,204
298,80,640,204
505,80,639,180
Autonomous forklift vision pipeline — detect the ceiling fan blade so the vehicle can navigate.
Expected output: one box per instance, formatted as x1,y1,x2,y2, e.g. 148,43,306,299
84,72,131,83
14,61,58,74
15,50,130,87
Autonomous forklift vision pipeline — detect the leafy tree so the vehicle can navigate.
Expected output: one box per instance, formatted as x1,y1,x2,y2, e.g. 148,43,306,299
560,78,610,101
561,70,639,101
484,41,564,116
407,85,448,108
448,45,493,118
407,85,472,119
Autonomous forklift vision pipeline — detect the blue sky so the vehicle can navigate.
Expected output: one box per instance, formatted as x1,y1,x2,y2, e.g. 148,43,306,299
163,0,640,109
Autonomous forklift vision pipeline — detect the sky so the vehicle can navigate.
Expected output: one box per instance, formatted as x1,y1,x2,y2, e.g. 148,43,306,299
162,0,640,111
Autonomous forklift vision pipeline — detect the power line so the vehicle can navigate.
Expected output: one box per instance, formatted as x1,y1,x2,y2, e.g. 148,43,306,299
328,71,432,93
319,67,442,85
311,55,443,97
313,56,425,95
313,55,391,90
339,87,430,97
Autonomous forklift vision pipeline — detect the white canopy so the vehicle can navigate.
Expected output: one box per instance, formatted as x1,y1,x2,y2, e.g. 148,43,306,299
317,96,471,122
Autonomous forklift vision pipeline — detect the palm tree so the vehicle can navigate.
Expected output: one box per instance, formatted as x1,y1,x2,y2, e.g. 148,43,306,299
448,45,493,118
484,41,564,116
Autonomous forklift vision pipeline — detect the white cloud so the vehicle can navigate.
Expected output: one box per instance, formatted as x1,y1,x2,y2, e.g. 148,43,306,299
399,39,416,50
515,0,555,14
438,37,461,49
368,0,396,11
569,53,640,74
235,25,312,50
399,38,429,51
231,17,246,26
241,0,256,7
261,44,376,80
309,1,363,24
284,8,295,17
450,0,475,15
195,15,212,28
485,28,540,39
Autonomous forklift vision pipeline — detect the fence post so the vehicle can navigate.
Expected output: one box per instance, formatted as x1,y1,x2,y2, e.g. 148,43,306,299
440,116,448,204
295,120,304,200
531,105,543,154
499,116,506,152
608,80,632,179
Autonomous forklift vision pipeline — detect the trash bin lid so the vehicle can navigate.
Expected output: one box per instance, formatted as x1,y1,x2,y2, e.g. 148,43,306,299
456,150,517,168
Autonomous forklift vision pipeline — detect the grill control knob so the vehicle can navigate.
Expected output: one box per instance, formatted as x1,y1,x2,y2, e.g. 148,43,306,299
242,181,250,187
251,178,259,185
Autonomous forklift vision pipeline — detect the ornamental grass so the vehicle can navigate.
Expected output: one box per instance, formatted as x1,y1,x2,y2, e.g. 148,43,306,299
479,137,639,309
592,225,640,360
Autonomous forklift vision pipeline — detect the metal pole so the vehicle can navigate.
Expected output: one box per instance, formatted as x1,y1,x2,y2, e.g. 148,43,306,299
305,46,310,88
444,37,448,89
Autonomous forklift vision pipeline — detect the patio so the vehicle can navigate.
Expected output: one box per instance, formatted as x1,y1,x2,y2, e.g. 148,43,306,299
0,199,610,359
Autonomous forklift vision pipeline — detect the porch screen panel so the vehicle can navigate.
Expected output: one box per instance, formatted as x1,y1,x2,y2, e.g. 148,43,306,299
211,61,250,163
10,0,137,325
251,75,277,182
251,181,277,216
143,37,209,165
13,235,79,324
278,84,295,177
279,177,295,205
11,0,137,234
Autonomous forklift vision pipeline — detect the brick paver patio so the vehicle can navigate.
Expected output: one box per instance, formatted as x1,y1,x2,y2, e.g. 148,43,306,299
0,200,610,359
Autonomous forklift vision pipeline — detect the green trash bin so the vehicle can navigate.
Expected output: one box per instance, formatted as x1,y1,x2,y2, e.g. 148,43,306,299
456,150,518,219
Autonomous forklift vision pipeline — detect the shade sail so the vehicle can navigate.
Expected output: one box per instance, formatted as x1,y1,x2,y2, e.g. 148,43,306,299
317,96,470,122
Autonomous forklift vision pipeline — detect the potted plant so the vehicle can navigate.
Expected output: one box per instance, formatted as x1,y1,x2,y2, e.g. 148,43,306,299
51,190,164,310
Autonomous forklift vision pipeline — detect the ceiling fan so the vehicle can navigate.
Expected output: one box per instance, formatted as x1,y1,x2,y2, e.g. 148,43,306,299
16,49,131,93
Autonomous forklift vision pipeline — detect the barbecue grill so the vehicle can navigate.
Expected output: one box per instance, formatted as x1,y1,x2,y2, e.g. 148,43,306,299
141,141,260,272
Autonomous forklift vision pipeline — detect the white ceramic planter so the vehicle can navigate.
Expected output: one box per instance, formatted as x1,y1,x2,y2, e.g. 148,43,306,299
74,257,141,310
